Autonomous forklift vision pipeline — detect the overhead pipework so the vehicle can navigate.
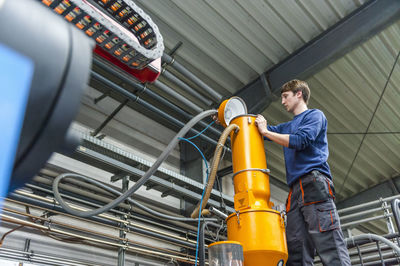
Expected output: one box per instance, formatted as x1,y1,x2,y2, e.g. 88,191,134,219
40,0,165,83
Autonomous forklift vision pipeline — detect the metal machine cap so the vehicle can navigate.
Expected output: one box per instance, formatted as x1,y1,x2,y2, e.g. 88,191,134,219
217,97,247,127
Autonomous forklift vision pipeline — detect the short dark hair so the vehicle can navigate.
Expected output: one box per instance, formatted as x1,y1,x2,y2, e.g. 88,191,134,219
281,79,310,104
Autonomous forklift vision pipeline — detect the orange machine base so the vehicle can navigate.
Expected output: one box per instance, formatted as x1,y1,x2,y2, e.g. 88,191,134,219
226,209,288,266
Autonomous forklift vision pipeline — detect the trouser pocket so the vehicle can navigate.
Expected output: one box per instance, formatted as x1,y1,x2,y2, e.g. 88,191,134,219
316,201,340,232
301,171,335,204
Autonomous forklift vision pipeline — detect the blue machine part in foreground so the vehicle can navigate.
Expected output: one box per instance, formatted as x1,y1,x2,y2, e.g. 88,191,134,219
0,44,34,209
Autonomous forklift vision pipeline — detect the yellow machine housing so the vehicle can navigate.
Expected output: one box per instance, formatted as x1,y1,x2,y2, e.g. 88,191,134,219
217,100,288,266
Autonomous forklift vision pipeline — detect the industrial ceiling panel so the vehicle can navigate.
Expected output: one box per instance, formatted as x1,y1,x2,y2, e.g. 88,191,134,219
326,24,400,200
134,0,366,96
260,21,400,201
136,0,256,89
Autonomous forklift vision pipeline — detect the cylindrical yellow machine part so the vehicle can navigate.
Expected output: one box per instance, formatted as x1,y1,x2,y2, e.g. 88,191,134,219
230,115,267,172
227,209,287,266
217,101,288,265
230,115,271,209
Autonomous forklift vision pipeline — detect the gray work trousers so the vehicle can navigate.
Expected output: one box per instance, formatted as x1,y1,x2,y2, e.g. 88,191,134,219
285,171,351,266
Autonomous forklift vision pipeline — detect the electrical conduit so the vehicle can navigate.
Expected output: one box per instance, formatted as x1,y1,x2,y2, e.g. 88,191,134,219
53,109,217,218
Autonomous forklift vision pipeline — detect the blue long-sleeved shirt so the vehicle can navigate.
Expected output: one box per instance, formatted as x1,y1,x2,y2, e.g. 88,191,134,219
266,109,331,186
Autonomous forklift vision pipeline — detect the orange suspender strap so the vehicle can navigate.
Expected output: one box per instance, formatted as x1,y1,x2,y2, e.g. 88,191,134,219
286,188,293,212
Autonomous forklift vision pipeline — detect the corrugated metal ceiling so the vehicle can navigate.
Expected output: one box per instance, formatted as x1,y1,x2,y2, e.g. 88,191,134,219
136,0,367,95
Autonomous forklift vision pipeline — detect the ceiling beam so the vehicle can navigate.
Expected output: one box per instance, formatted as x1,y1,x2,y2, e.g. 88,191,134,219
235,0,400,113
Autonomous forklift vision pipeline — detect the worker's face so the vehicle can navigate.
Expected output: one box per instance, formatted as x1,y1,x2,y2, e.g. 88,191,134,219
281,90,301,113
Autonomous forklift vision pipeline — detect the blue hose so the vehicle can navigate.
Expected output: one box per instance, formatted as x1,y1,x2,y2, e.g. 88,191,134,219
186,121,215,140
178,120,215,266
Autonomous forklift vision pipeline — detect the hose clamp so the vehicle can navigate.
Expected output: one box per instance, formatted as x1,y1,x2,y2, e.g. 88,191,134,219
140,84,147,94
232,168,270,178
280,210,287,228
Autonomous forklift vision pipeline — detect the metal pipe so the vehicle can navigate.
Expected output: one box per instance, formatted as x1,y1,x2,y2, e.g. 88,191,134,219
355,244,363,265
209,206,228,220
93,57,203,114
0,213,194,264
341,213,392,228
2,206,190,259
145,87,221,136
348,243,394,256
199,221,208,266
118,176,129,266
153,79,203,113
346,233,400,249
375,241,384,265
92,58,222,137
338,195,400,214
71,131,233,206
0,249,89,266
0,247,86,264
93,57,197,114
137,97,218,146
340,206,389,221
338,240,400,266
91,99,129,137
162,69,213,106
391,199,400,233
13,189,199,245
357,257,400,266
383,201,395,234
2,207,125,244
11,185,224,247
350,251,397,265
53,172,220,222
162,53,223,102
7,192,197,249
90,71,220,148
346,234,400,256
31,175,221,239
0,247,160,266
27,179,199,238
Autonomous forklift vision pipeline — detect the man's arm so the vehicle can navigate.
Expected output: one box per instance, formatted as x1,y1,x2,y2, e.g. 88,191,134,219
255,114,289,148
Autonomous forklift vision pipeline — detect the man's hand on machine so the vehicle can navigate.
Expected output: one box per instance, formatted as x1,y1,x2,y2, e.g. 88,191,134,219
255,114,268,135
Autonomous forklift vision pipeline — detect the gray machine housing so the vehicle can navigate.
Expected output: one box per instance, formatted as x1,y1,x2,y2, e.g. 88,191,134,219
0,0,94,191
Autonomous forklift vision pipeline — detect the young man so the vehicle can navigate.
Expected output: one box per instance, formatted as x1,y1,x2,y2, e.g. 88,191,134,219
255,79,351,266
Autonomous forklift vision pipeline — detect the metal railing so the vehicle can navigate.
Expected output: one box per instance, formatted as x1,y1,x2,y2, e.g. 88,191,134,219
314,195,400,265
